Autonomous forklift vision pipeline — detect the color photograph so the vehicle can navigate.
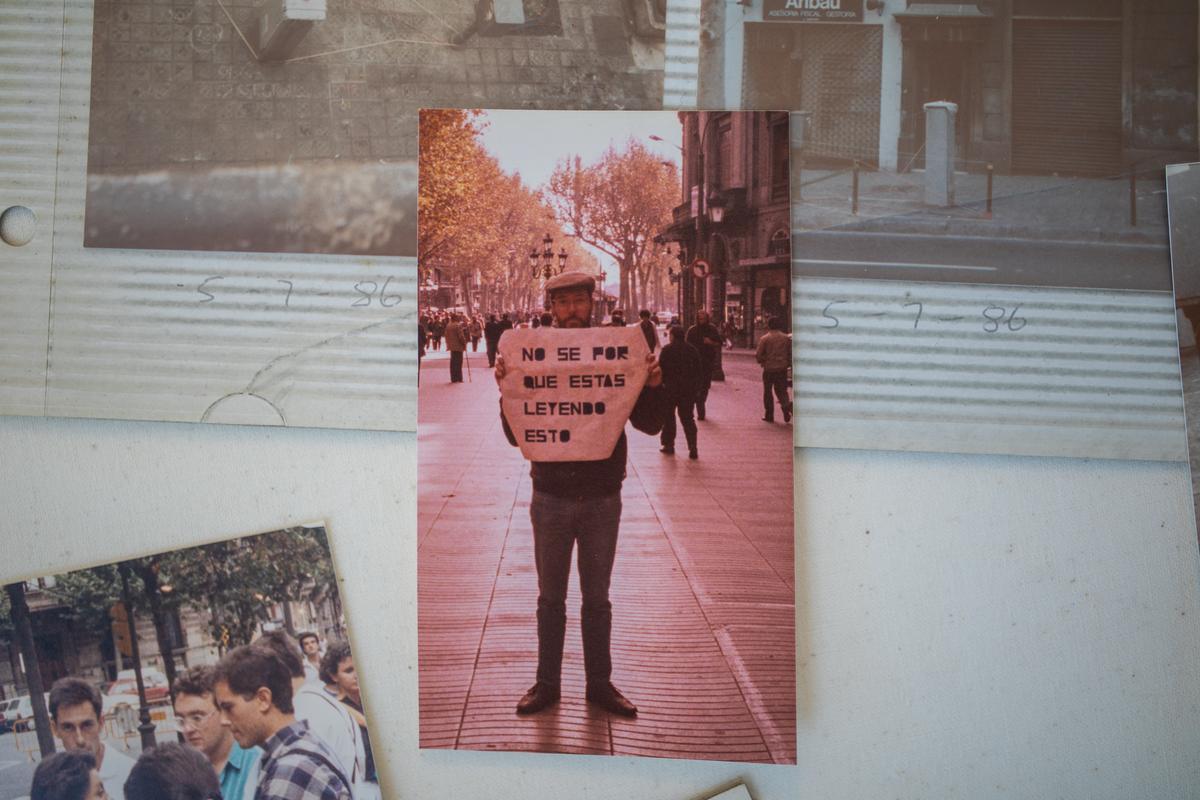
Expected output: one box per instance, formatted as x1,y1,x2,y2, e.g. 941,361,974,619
0,523,382,799
417,110,797,763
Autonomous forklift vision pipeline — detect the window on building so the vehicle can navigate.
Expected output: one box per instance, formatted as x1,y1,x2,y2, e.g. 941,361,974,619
769,228,790,257
771,122,789,201
715,119,733,189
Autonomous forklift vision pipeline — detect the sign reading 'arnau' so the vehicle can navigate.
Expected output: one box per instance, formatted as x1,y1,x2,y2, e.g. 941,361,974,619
763,0,864,22
497,327,650,462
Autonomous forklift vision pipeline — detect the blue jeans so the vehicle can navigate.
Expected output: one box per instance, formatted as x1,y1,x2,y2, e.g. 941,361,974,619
530,490,622,688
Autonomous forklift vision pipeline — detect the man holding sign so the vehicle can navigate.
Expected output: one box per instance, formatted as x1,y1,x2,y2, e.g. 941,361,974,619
494,271,665,718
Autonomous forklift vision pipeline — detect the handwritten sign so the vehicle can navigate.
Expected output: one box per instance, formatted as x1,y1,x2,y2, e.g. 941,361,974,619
498,327,650,462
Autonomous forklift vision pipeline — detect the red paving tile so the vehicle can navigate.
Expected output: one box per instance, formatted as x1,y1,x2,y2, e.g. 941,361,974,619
417,350,796,764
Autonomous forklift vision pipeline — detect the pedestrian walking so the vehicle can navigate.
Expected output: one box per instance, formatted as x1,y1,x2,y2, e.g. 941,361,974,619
685,309,723,420
172,666,260,800
494,271,666,719
658,325,702,459
483,314,503,367
757,316,792,423
212,645,354,800
429,316,444,351
444,314,468,383
638,309,658,353
469,317,483,352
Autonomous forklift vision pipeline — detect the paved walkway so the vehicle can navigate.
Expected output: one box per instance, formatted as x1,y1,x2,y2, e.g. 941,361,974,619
794,167,1169,244
417,350,796,764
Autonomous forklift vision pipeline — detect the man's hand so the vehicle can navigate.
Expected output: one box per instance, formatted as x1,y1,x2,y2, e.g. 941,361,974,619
494,355,507,386
645,353,662,388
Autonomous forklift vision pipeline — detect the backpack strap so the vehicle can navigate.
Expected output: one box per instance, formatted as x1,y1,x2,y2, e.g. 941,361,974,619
285,747,354,798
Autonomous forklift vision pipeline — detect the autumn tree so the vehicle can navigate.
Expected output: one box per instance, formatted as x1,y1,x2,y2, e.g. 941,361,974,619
418,109,490,266
419,110,608,315
545,140,679,313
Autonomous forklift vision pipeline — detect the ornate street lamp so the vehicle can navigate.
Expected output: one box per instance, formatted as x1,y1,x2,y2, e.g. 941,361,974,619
532,233,569,280
707,192,727,224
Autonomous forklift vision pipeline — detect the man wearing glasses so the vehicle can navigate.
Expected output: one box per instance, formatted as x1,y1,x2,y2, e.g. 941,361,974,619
172,666,260,800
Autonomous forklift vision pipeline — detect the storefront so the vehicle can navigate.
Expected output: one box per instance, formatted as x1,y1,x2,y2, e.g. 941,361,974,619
894,0,1196,176
702,0,1195,177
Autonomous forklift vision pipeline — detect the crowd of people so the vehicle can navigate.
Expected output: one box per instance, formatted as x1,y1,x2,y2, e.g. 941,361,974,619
419,303,794,460
27,630,377,800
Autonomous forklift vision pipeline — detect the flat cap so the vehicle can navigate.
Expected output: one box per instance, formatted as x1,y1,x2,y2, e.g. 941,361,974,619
544,271,596,295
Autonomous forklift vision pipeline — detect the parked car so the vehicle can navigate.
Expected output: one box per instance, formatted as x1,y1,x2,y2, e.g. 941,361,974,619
105,668,170,706
1,695,42,733
0,697,18,732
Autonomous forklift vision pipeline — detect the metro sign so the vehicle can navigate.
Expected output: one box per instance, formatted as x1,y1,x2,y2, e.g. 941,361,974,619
763,0,863,22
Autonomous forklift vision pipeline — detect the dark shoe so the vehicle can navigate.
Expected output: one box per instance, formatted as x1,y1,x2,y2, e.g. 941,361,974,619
763,416,774,422
586,682,637,717
696,404,706,421
516,682,560,715
783,409,792,423
688,449,698,460
660,445,675,455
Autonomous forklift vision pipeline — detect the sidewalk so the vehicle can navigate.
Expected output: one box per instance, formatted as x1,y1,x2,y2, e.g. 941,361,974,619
417,351,796,763
793,167,1169,245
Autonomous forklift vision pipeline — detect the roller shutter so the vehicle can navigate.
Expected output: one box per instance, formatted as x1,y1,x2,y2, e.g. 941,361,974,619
1012,20,1122,176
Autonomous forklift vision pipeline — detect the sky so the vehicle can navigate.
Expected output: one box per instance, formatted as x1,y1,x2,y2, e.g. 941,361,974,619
476,110,684,280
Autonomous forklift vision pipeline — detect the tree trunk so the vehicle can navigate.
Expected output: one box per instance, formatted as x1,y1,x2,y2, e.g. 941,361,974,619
131,561,179,700
460,274,474,316
4,583,56,756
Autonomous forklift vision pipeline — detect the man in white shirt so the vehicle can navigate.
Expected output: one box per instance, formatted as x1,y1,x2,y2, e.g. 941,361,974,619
297,632,323,685
48,678,135,800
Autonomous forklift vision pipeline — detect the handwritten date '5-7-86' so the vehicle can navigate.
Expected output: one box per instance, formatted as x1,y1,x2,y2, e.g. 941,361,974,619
195,276,403,309
820,301,1028,333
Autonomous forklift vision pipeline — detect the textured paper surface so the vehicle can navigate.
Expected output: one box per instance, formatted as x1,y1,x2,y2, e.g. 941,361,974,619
497,327,649,462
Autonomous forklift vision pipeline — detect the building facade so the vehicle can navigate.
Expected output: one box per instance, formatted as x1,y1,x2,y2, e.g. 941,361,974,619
2,579,343,701
699,0,1197,175
659,111,792,345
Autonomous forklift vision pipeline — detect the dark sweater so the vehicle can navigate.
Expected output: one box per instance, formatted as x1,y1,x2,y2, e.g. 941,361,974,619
501,384,666,498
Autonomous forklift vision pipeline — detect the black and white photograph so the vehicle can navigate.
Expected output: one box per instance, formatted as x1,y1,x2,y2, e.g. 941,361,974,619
1168,162,1200,528
0,523,383,800
83,0,667,256
417,110,797,763
680,0,1199,462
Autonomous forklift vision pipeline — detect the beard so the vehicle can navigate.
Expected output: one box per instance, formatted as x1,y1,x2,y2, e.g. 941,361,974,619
558,315,588,328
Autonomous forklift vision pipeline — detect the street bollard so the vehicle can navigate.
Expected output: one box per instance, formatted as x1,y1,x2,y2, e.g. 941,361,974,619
851,161,859,215
985,163,993,218
1130,167,1138,227
922,102,957,207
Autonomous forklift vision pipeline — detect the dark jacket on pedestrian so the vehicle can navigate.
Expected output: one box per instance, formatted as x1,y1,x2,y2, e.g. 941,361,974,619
657,339,703,401
501,386,666,498
484,319,503,345
444,320,468,352
639,318,658,352
686,322,723,368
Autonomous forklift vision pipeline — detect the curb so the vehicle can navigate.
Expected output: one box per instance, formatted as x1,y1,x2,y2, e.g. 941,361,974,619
799,215,1169,246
